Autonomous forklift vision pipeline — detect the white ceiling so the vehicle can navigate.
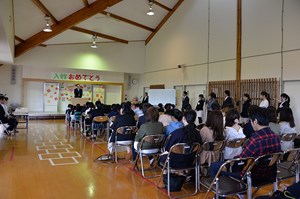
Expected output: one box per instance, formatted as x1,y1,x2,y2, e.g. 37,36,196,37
13,0,180,46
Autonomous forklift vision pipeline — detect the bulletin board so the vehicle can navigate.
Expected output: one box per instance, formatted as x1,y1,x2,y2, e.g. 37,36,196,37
44,83,59,112
92,85,106,103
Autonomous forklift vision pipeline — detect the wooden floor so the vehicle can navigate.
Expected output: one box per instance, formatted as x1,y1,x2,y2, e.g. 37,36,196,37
0,120,292,199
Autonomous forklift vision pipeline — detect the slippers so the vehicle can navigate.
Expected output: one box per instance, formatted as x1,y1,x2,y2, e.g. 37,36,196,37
95,154,113,161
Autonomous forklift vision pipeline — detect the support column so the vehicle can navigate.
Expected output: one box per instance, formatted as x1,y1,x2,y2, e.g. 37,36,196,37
236,0,242,109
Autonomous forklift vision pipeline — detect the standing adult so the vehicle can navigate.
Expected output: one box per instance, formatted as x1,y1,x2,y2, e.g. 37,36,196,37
240,94,251,124
277,93,290,114
259,91,270,108
142,92,149,104
195,94,205,124
74,84,83,98
207,92,218,115
182,91,190,112
222,90,233,108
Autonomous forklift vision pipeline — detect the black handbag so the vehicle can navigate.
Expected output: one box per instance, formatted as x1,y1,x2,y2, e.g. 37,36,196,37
163,174,185,192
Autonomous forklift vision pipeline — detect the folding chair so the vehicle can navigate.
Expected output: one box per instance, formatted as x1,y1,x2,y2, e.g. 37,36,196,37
250,152,283,196
277,148,300,183
133,134,165,178
92,116,108,140
157,143,201,198
224,138,246,159
0,120,10,135
200,141,225,176
280,133,297,151
83,114,92,136
72,113,82,129
115,126,137,163
226,138,246,148
200,157,255,199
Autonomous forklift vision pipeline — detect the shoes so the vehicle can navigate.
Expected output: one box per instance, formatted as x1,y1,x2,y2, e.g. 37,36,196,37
149,158,155,167
95,154,114,161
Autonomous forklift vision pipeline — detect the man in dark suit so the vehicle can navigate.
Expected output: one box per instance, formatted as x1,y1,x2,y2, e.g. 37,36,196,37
74,84,83,98
182,91,190,111
142,92,149,104
222,90,233,108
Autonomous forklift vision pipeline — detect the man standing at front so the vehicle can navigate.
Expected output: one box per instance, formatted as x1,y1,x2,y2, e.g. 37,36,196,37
142,92,149,104
74,84,83,98
182,91,190,111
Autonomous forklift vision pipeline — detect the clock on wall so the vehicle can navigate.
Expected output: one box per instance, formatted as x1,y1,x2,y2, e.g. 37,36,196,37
132,79,138,85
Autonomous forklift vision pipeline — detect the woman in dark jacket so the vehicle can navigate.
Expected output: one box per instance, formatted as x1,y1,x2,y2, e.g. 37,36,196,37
240,94,251,124
277,93,290,114
108,102,136,158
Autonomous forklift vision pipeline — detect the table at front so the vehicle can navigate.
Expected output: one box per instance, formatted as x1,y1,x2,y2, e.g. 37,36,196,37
14,113,29,132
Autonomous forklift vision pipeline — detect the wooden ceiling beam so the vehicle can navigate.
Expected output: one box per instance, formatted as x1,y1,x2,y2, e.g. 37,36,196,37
82,0,89,7
154,1,171,11
71,26,128,44
15,35,47,47
100,11,155,32
146,0,184,45
15,0,122,57
32,0,59,24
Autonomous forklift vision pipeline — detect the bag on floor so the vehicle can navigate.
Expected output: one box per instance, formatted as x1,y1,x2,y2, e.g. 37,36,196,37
163,174,185,192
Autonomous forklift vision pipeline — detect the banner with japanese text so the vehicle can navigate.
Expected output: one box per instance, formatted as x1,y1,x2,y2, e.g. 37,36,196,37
51,72,101,82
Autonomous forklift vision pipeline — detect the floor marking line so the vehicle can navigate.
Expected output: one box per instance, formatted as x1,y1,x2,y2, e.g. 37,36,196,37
9,147,14,161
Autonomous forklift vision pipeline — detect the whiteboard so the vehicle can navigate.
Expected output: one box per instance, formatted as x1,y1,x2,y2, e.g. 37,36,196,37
148,89,176,106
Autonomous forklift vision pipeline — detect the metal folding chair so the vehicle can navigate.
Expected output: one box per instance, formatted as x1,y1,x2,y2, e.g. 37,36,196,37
114,126,137,163
0,120,10,135
226,138,246,148
133,134,165,178
157,143,201,198
250,152,283,196
277,148,300,183
200,157,255,199
224,138,246,159
200,141,225,176
280,133,297,151
92,116,108,140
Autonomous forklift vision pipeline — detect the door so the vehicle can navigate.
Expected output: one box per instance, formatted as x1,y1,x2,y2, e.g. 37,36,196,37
174,85,183,108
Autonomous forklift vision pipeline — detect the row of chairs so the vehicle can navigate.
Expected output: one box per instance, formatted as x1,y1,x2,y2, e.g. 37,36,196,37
131,134,300,198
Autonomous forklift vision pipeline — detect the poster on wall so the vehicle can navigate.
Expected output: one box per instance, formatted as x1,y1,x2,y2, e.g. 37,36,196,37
92,85,106,104
58,83,92,112
44,83,59,112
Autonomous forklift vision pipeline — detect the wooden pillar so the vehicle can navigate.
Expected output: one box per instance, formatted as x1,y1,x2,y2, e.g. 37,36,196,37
236,0,242,109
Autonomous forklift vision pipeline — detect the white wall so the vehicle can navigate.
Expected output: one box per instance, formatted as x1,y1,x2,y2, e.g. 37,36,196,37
15,42,145,74
105,85,122,105
137,0,300,127
140,0,300,90
0,0,14,64
23,81,44,112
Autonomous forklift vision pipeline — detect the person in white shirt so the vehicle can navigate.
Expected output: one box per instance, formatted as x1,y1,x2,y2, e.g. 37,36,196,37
259,91,270,108
279,107,297,151
223,109,246,160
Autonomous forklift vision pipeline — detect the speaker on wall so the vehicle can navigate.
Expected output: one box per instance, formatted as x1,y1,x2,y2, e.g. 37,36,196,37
11,65,16,85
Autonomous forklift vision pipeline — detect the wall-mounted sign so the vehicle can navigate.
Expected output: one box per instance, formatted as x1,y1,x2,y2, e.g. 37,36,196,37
51,72,101,82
